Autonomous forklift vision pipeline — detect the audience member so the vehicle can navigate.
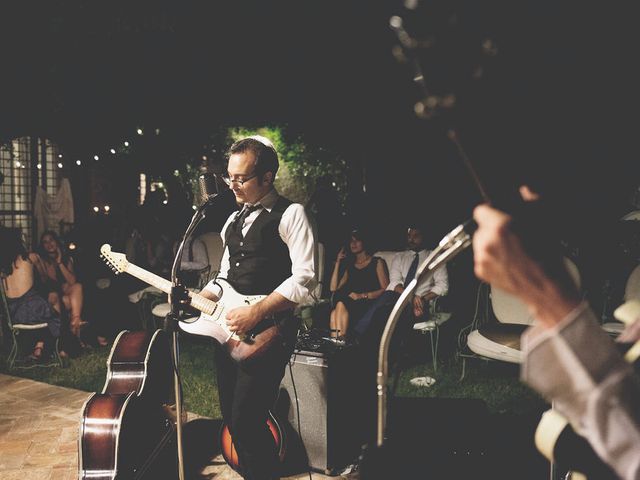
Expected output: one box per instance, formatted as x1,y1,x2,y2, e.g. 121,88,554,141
0,226,60,360
329,229,390,343
33,230,106,348
175,234,209,288
472,186,640,480
354,224,448,342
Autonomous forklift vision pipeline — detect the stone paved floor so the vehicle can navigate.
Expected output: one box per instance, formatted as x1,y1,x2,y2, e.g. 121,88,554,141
0,374,354,480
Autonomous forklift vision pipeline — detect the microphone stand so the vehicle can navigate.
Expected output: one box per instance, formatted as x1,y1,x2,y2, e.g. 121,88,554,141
166,194,217,480
376,221,474,447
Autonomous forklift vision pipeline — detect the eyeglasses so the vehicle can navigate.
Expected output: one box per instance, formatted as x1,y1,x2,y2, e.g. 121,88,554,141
221,173,258,186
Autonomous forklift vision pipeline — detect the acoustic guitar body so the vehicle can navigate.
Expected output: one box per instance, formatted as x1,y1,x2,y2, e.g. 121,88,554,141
219,412,286,473
79,330,176,480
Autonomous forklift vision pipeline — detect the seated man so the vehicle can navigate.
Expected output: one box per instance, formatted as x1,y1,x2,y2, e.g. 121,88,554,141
353,223,448,342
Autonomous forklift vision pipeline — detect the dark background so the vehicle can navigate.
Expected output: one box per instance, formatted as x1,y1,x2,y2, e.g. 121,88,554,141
1,0,638,246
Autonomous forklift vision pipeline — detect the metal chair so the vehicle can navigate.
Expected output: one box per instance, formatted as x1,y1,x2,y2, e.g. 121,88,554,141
0,276,64,369
412,297,452,374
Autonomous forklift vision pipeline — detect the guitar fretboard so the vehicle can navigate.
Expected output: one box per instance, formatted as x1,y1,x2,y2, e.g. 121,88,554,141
126,263,217,315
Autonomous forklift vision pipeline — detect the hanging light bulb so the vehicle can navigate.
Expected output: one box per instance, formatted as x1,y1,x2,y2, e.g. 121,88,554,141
110,148,116,154
93,206,99,213
124,141,129,147
94,155,99,161
137,128,143,135
57,162,63,168
76,160,82,166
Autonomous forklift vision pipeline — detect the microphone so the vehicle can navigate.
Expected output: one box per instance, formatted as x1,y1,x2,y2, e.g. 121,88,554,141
198,172,219,205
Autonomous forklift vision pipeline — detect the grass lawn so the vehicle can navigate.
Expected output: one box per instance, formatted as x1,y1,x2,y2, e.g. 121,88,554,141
0,332,546,420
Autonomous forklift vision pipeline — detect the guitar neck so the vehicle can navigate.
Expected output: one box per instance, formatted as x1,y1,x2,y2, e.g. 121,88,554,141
125,263,217,315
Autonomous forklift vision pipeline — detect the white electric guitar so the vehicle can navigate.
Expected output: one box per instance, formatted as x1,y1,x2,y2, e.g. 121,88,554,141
100,244,281,364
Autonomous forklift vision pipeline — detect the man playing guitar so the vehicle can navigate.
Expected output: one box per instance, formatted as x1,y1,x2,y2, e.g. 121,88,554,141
472,186,640,480
198,135,316,479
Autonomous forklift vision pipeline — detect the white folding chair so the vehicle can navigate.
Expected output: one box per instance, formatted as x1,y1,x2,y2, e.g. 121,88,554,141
463,257,580,370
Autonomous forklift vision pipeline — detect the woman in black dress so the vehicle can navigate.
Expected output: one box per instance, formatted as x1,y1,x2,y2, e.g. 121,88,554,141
329,229,389,343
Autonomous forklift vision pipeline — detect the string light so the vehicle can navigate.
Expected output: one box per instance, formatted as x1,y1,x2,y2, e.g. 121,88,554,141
94,155,99,161
124,141,129,147
15,161,21,167
93,206,99,213
37,163,42,170
104,205,110,212
110,148,116,154
57,162,63,168
58,154,63,158
137,128,143,135
76,160,82,166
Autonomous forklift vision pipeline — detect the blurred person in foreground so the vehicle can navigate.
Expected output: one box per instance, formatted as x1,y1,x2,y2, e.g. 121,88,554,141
472,185,640,480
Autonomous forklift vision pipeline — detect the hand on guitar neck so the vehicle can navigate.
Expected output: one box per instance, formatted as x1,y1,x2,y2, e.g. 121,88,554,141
472,186,580,329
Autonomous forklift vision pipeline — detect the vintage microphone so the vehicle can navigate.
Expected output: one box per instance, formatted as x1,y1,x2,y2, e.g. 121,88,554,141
166,172,221,480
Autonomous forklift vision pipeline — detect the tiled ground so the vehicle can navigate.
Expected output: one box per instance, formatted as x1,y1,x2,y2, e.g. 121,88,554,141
0,374,351,480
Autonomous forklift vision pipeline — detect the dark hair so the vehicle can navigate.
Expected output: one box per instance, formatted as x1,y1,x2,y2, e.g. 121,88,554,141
349,228,372,255
0,226,28,276
38,230,71,266
406,223,425,235
227,136,279,179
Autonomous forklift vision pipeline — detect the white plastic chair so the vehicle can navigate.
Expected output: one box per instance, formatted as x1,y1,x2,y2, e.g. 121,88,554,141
602,264,640,336
464,257,580,366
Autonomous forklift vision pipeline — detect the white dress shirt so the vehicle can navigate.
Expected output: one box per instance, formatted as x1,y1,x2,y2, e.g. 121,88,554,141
206,188,316,305
521,303,640,480
387,249,448,298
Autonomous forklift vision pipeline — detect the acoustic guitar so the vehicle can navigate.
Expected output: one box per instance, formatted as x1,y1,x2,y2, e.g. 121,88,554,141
534,300,640,479
79,329,176,480
100,244,285,365
219,412,286,474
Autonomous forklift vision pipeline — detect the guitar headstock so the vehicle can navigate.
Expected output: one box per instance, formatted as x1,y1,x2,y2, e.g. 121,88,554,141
100,244,129,275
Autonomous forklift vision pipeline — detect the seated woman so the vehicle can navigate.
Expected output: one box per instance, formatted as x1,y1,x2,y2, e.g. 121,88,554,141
33,230,107,347
329,229,389,343
0,226,60,360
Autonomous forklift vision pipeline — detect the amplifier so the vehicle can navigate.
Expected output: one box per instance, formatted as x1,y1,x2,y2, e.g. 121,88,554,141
277,347,366,475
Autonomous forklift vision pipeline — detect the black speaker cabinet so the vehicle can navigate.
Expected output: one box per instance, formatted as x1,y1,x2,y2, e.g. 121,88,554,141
277,347,367,475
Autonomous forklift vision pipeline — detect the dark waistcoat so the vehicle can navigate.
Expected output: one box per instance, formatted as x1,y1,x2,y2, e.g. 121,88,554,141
225,196,293,295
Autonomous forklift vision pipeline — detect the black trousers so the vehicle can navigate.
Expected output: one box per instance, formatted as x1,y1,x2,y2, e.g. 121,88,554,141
214,316,299,480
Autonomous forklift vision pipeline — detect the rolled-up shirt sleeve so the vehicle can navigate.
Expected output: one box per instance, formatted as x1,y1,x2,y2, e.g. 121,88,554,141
521,303,640,480
274,203,316,304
